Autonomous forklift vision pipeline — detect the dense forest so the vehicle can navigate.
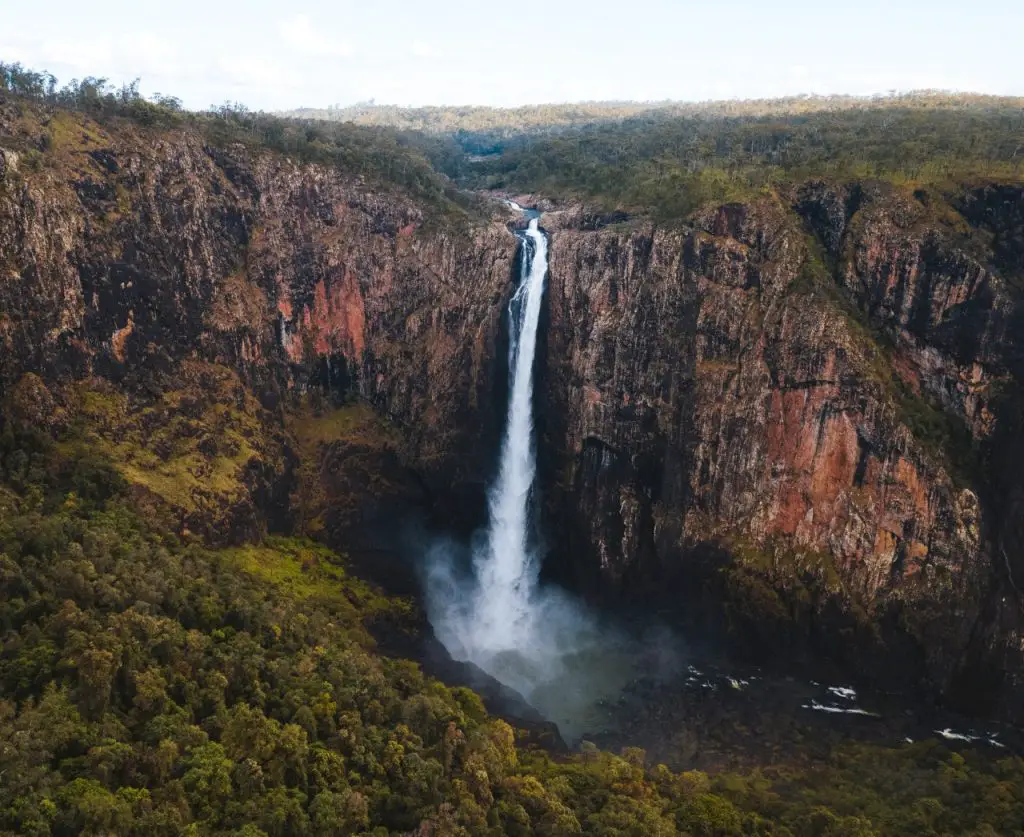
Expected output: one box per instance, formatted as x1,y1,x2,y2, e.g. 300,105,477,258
2,395,1024,836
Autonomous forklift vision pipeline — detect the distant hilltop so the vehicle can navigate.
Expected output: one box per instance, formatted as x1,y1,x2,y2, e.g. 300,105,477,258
278,91,1024,135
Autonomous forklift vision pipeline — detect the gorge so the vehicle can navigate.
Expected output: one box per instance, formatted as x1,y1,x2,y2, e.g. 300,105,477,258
2,74,1024,833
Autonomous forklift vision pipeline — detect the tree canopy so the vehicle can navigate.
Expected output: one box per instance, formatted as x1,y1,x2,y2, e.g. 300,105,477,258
0,382,1023,835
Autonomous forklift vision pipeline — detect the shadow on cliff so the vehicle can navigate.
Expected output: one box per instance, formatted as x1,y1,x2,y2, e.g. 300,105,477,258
945,283,1024,720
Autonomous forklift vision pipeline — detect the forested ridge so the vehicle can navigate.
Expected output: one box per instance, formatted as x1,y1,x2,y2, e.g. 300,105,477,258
283,91,1024,141
0,62,475,219
457,105,1024,220
283,91,1024,221
9,58,1022,225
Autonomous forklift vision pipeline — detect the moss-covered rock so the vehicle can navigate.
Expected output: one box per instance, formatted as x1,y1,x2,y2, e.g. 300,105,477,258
288,402,398,532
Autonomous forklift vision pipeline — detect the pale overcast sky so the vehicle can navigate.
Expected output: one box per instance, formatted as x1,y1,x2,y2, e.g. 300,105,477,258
3,0,1022,110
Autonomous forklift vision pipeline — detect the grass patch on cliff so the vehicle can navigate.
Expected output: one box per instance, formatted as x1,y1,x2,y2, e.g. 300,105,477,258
287,401,399,453
220,535,413,635
11,108,113,180
285,400,402,538
696,531,883,666
841,307,980,488
728,534,844,592
44,110,105,152
62,363,285,531
889,380,979,485
721,534,848,622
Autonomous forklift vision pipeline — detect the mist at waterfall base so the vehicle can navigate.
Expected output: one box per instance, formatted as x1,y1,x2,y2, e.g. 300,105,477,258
421,216,681,742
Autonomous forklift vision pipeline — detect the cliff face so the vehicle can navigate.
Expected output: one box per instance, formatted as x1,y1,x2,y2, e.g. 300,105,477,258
3,99,1023,720
539,187,1023,717
0,102,515,539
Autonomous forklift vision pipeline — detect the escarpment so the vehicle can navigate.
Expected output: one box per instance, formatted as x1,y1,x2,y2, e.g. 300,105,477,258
538,186,1024,718
3,97,1024,722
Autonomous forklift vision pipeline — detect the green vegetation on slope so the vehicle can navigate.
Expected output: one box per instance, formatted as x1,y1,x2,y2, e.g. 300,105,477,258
2,375,1024,837
7,60,1023,224
288,92,1024,135
466,105,1024,219
0,62,476,219
286,402,404,541
280,90,1024,221
64,365,285,523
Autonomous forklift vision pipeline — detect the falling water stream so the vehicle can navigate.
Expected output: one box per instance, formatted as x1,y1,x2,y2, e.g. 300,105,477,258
424,208,648,739
469,214,547,658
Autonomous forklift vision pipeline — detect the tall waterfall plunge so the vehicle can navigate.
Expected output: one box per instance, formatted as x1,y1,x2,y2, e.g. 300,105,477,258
424,209,673,740
472,216,547,657
426,215,552,673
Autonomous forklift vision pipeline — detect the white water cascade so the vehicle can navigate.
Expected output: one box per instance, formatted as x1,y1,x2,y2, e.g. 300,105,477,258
425,214,564,677
425,210,651,738
471,216,548,658
427,215,551,669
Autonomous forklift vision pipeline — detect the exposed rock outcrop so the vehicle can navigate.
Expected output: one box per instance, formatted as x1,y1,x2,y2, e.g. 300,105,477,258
0,101,515,538
540,187,1023,718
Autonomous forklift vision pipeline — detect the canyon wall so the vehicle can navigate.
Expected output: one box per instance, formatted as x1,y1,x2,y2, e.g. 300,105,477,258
539,186,1024,717
0,102,516,539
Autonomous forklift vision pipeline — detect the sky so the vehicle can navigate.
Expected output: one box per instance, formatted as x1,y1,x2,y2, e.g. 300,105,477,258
3,0,1023,111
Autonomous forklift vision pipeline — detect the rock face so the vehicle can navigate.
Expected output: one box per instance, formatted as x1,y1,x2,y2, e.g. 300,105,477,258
0,101,516,536
2,99,1023,721
539,187,1024,718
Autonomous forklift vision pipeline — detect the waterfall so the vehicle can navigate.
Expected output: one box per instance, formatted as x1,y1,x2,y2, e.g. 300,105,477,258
470,217,548,658
424,211,666,739
425,215,552,677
